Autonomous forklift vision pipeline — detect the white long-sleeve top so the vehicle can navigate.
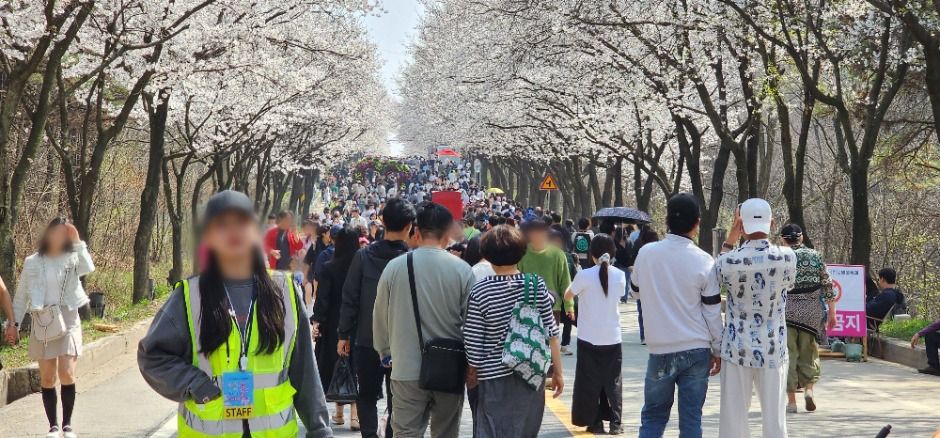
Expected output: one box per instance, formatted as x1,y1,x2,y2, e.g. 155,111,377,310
630,234,723,355
13,241,95,325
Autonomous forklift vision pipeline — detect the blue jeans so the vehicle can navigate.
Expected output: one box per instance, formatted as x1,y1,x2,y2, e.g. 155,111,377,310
622,271,631,302
639,348,711,438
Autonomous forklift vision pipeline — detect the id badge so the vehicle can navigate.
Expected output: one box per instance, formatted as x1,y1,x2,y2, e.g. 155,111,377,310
222,371,254,419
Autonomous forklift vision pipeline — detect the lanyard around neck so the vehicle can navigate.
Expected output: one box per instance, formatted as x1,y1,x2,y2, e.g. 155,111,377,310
223,281,256,371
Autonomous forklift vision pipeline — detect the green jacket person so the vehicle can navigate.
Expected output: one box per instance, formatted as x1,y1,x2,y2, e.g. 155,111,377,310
138,190,332,437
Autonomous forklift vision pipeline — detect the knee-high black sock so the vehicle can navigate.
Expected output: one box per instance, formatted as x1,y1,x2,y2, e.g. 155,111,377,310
60,384,76,427
41,387,58,428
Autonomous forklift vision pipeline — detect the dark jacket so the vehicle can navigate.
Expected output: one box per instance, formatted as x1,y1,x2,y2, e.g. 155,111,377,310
338,239,409,347
866,287,905,320
311,258,352,392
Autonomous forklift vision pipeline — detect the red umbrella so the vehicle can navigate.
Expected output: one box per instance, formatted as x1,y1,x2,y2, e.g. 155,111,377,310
437,148,461,158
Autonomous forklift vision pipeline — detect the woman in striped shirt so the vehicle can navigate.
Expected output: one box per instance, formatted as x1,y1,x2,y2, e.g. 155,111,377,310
464,225,563,438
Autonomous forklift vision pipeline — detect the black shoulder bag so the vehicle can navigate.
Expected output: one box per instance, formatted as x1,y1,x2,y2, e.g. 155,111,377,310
407,253,467,394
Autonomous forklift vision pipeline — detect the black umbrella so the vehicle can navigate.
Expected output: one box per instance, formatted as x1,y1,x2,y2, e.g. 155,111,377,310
593,207,651,224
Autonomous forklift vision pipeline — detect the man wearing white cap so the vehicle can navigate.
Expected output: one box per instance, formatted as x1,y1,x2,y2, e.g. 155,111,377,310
710,199,797,438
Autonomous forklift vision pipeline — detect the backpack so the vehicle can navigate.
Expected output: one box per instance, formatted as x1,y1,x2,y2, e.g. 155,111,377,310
501,274,551,390
573,232,591,255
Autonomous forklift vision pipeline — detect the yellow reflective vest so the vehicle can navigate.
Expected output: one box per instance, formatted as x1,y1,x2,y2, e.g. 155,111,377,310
178,272,299,437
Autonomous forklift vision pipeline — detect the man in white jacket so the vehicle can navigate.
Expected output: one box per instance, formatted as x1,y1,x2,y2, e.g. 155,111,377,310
631,193,723,438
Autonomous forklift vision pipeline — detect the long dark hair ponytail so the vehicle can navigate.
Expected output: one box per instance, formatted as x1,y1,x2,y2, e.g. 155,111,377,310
198,249,286,356
590,233,616,296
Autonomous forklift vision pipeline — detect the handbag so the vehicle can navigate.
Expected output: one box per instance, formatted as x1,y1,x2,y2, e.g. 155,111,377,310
407,253,467,394
29,259,72,344
501,273,551,390
325,356,359,404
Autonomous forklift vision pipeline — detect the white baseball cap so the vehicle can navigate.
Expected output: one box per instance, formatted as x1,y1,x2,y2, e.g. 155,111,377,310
740,198,772,235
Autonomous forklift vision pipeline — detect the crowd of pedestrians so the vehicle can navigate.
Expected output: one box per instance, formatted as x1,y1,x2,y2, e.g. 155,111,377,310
2,155,939,438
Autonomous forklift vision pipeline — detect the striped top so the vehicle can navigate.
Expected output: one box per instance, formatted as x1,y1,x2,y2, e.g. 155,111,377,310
464,273,559,380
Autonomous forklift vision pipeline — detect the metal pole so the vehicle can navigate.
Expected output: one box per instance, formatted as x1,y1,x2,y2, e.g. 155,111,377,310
712,228,727,257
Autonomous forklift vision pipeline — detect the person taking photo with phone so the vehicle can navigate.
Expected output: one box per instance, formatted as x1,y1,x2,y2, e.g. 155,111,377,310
12,217,95,438
713,199,796,438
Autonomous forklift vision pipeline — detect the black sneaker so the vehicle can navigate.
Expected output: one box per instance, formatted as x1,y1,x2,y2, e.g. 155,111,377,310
609,424,624,435
918,366,940,376
586,422,606,434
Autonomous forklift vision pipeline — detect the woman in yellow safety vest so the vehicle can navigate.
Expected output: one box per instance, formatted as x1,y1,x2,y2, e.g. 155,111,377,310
138,190,333,437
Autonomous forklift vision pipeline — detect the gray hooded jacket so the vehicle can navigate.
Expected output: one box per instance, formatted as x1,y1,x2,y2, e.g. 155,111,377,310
137,279,332,437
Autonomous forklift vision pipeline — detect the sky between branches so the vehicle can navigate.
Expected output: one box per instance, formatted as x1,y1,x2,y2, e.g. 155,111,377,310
364,0,424,97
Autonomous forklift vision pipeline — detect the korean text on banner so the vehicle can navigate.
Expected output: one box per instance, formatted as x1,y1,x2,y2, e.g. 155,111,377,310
825,264,867,338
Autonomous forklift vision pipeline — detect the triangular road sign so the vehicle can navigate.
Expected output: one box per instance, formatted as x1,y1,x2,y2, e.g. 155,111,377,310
539,173,559,191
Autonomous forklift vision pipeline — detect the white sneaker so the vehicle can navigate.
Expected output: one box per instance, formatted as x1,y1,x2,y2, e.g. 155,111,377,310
45,426,61,438
62,426,77,438
561,346,574,356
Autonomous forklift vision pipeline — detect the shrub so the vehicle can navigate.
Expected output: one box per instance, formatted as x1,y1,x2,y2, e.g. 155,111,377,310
879,318,932,341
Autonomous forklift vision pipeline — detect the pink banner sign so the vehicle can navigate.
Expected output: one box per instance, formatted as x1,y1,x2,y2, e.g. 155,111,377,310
826,264,867,338
830,310,866,337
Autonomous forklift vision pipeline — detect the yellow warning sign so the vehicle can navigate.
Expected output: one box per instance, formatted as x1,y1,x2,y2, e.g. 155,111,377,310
539,173,559,191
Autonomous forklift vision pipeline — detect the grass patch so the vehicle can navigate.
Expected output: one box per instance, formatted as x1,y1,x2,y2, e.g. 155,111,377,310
880,318,932,341
1,264,176,370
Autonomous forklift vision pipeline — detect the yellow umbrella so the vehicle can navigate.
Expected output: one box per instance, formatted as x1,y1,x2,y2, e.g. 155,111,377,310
486,187,505,195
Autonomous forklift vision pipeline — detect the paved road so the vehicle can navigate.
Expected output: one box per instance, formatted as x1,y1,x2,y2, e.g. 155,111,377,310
2,303,938,437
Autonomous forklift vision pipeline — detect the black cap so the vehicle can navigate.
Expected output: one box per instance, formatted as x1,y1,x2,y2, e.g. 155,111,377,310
780,223,803,241
666,193,701,234
202,190,257,227
667,193,701,221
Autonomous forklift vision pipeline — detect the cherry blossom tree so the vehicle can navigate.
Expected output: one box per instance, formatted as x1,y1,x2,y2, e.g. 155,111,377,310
1,0,387,298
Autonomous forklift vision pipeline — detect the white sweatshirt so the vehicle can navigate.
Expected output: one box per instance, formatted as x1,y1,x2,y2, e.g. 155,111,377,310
630,234,723,355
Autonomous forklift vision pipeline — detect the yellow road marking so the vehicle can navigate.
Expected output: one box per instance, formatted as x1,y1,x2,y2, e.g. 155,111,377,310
544,392,595,436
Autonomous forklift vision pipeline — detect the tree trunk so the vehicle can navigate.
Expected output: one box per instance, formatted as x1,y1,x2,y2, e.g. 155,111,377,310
601,160,616,208
165,171,184,286
162,153,191,286
270,172,291,215
849,165,872,268
918,39,940,144
132,94,169,303
288,174,303,214
588,161,602,214
699,142,734,253
777,90,814,247
506,160,516,201
0,65,59,287
300,169,317,219
746,118,761,198
190,168,214,273
732,145,750,203
0,4,92,287
572,157,591,219
614,157,624,206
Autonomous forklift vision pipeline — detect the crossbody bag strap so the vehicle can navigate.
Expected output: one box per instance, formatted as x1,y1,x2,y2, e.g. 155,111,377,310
406,253,425,349
59,261,72,305
523,273,532,305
